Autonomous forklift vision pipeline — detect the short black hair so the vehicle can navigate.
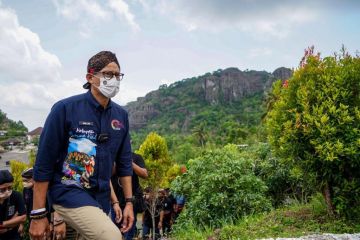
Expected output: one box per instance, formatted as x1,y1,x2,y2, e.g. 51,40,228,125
0,170,14,185
83,51,120,89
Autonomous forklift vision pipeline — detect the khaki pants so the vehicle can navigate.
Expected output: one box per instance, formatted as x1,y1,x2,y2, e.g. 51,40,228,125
53,204,122,240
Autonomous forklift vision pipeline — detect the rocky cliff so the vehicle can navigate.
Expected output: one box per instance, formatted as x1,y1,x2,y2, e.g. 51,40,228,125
126,67,292,131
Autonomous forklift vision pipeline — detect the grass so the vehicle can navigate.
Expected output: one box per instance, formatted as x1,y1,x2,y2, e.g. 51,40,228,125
171,195,360,240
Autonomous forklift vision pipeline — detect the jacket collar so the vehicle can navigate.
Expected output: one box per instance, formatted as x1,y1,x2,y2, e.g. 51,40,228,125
86,90,112,111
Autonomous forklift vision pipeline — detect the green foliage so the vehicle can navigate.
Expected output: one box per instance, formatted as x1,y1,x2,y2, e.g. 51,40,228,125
10,160,28,192
171,220,213,240
9,151,35,192
137,132,172,189
161,164,184,188
0,109,28,136
247,143,315,206
130,75,267,163
31,136,40,146
191,123,207,147
266,49,360,217
310,193,328,217
218,203,360,240
171,144,271,227
172,197,360,239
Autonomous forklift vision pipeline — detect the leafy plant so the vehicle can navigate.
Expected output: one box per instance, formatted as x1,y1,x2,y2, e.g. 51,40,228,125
10,160,29,192
171,144,271,227
266,46,360,217
136,132,172,240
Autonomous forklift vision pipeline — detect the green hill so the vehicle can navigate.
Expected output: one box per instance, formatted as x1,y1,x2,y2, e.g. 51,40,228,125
126,67,292,162
0,109,28,139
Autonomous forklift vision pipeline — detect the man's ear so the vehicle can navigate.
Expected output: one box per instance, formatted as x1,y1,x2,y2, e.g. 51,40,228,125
86,73,92,82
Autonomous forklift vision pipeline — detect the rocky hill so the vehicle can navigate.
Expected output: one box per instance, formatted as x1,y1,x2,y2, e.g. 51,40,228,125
126,67,292,133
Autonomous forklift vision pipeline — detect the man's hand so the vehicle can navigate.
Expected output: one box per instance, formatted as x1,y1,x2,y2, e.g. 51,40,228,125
51,222,66,240
113,202,122,223
158,221,163,230
29,218,50,240
121,203,134,233
18,223,24,236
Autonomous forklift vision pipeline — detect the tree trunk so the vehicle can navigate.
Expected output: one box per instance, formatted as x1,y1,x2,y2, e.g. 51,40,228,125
322,181,334,216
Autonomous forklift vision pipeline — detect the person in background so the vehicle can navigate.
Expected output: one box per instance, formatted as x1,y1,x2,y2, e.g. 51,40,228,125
111,151,148,239
21,167,67,240
142,188,164,240
161,188,174,236
0,170,26,240
173,195,186,223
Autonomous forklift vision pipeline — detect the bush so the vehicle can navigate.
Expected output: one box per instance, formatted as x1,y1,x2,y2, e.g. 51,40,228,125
266,47,360,217
171,144,271,227
248,143,315,206
10,160,28,192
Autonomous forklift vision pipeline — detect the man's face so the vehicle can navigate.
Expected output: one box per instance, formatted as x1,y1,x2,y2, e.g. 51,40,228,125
86,62,121,96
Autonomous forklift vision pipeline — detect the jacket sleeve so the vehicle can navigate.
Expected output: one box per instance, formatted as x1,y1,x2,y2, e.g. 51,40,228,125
33,101,67,182
116,112,133,177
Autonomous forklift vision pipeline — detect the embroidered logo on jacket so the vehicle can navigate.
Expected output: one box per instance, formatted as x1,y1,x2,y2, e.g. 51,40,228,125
111,119,124,130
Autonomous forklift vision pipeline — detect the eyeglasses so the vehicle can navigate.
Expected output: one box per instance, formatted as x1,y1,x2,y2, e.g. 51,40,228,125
93,71,124,81
0,186,12,193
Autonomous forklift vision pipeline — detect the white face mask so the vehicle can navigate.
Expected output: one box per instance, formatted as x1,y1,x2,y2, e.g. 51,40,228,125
0,189,12,200
23,182,33,189
95,77,120,98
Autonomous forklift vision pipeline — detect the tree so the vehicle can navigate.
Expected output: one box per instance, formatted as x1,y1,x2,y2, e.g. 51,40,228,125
192,123,207,147
266,47,360,217
137,132,172,239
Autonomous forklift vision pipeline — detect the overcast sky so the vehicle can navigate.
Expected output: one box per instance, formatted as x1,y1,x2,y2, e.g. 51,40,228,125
0,0,359,130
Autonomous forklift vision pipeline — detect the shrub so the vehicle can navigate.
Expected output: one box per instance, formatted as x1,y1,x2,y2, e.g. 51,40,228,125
10,160,28,192
248,143,315,206
171,144,271,227
266,47,360,217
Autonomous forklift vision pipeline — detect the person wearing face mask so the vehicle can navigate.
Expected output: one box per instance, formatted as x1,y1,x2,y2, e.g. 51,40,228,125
30,51,134,240
0,170,26,240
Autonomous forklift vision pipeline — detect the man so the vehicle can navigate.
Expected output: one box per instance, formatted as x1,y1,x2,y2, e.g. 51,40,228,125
160,188,174,236
173,195,186,222
0,170,26,240
111,152,148,239
30,51,134,240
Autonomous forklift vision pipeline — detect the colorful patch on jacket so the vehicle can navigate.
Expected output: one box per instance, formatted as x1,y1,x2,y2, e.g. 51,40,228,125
61,137,96,189
111,119,124,130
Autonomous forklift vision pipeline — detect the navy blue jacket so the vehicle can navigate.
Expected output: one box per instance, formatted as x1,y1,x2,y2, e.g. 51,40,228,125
34,91,132,213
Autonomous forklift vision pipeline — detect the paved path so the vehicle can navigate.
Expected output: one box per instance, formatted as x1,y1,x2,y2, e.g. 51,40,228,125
0,149,29,170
